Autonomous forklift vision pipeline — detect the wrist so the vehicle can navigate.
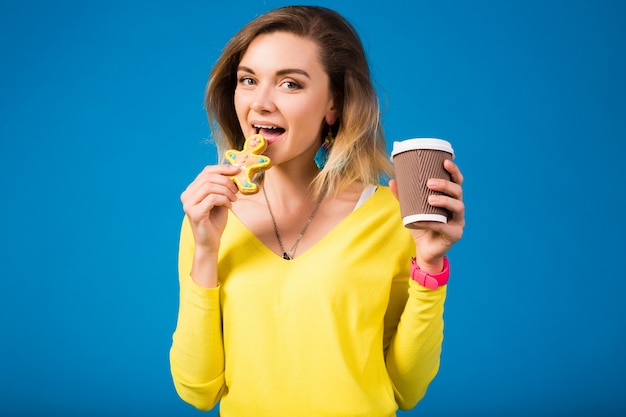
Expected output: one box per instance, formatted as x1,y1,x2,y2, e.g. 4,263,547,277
410,256,450,290
191,248,220,288
412,255,445,274
193,244,220,259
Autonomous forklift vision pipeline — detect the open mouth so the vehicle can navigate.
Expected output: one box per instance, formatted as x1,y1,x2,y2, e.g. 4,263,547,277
254,124,285,140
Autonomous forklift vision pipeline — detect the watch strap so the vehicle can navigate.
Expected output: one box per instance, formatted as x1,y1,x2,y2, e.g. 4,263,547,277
410,256,450,290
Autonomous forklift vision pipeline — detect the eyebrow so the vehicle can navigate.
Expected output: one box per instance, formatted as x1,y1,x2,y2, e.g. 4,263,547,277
237,66,311,79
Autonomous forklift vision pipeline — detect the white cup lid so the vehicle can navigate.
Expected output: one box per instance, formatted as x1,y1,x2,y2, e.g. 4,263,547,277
391,138,454,159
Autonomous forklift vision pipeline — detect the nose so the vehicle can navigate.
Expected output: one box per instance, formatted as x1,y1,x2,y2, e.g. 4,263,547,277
251,85,276,113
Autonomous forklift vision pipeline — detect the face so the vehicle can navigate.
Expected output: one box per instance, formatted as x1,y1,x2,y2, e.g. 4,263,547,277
234,32,338,166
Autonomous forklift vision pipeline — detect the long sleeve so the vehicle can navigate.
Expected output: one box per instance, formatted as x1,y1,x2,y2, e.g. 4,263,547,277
169,216,226,411
384,273,446,410
169,187,447,416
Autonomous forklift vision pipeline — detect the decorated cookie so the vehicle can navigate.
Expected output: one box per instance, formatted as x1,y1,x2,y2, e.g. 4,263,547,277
224,134,272,194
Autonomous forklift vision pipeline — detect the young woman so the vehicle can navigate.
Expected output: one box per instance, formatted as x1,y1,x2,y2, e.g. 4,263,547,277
170,6,465,417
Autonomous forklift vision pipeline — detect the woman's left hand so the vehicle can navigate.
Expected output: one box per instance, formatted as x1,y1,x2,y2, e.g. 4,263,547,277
389,159,465,273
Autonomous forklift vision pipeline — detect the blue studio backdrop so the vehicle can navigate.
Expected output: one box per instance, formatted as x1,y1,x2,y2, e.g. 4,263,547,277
1,1,625,416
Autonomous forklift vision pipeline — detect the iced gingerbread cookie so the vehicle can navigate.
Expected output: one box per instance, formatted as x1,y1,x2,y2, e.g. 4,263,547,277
224,133,272,195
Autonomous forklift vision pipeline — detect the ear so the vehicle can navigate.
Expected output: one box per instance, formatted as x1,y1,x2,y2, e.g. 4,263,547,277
325,101,339,126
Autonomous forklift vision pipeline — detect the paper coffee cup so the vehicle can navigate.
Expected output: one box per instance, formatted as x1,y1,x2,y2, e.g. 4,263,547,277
390,138,455,228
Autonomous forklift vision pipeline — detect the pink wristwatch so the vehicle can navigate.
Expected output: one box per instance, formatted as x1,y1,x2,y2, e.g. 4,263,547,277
410,256,450,290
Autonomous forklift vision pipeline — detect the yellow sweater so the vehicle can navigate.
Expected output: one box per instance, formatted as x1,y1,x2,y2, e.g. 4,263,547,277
170,186,446,417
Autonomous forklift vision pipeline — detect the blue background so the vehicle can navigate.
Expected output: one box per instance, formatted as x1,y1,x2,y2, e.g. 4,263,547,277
1,0,625,416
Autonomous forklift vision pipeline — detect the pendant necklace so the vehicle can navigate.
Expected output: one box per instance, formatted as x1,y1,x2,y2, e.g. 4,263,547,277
262,184,323,260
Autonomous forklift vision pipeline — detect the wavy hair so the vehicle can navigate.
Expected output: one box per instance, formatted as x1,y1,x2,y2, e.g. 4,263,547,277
206,6,392,197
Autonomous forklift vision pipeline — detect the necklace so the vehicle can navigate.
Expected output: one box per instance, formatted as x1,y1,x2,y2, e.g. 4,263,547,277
262,184,323,260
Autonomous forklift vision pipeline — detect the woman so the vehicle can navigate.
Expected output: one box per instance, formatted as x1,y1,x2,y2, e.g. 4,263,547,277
170,6,465,417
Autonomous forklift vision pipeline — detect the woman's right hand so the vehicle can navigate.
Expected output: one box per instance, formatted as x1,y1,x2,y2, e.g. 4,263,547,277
180,164,240,255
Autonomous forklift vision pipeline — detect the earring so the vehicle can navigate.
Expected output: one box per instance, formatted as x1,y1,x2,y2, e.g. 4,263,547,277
314,130,335,169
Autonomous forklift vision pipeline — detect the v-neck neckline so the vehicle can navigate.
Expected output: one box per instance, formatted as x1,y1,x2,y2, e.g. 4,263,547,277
228,186,383,262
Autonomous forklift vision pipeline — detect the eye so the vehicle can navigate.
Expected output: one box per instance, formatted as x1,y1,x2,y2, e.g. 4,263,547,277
238,76,256,86
281,80,302,90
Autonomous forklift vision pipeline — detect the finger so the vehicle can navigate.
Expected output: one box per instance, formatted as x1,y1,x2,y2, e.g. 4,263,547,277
428,193,464,213
187,193,234,219
182,181,238,212
428,194,465,225
427,178,463,201
185,165,240,195
388,179,398,199
409,221,456,251
182,166,240,201
444,159,464,185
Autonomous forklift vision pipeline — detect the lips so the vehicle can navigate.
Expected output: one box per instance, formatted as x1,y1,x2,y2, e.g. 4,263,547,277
253,123,285,143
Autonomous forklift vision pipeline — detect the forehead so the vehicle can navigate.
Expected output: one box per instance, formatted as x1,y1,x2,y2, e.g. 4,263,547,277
239,32,323,73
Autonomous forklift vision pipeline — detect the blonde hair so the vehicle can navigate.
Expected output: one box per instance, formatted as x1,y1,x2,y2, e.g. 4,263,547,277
205,6,392,197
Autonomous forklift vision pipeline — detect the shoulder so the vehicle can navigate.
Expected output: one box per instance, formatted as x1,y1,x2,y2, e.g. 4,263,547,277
373,184,396,201
369,185,401,213
348,185,414,266
355,185,409,238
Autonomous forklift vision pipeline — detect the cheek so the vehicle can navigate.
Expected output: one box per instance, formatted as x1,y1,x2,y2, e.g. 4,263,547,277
233,93,247,123
233,91,243,112
289,98,326,125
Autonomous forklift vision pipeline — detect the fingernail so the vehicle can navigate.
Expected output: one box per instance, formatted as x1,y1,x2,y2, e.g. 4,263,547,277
427,179,437,187
428,195,439,203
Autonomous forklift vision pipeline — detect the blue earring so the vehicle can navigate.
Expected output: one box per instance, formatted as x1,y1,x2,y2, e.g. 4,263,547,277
314,130,335,169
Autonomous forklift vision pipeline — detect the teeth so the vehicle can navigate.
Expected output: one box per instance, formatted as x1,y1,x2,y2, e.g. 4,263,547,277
253,124,279,130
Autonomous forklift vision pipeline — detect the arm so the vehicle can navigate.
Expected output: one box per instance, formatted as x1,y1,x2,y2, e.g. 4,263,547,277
169,216,227,411
385,159,464,409
169,165,240,410
384,275,446,409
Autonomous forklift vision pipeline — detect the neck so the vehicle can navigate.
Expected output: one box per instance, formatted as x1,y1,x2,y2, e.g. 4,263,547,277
262,163,320,205
261,175,325,261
